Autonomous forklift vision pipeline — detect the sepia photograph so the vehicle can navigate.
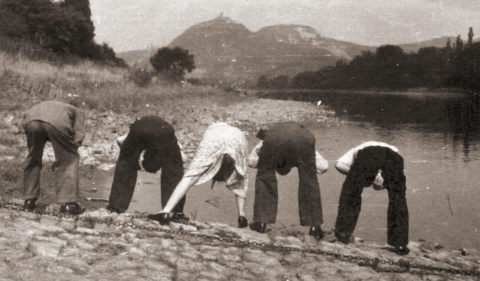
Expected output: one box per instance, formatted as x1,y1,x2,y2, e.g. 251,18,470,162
0,0,479,280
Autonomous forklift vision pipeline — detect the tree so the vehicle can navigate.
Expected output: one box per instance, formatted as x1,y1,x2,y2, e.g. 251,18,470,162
0,0,125,66
257,75,268,88
150,47,195,81
446,38,452,50
468,27,474,46
455,35,463,51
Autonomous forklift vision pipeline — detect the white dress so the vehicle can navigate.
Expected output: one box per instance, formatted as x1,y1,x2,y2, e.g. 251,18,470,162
184,122,248,198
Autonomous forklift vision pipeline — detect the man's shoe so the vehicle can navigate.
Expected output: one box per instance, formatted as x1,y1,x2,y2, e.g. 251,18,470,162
309,225,324,240
393,245,410,256
60,202,85,215
171,212,190,222
249,222,267,233
106,205,123,214
147,212,173,225
24,199,37,211
238,216,248,228
334,231,352,244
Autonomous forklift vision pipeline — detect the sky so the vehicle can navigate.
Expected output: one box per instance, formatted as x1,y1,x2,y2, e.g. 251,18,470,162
90,0,480,52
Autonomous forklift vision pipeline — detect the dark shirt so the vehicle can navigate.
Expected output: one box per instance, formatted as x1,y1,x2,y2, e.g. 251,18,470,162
260,122,317,174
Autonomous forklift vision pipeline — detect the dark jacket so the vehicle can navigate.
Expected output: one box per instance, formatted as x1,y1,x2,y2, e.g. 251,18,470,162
261,122,316,175
24,100,85,145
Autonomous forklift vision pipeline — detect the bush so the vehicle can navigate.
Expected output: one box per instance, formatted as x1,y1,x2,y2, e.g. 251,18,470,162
128,68,152,87
150,47,195,81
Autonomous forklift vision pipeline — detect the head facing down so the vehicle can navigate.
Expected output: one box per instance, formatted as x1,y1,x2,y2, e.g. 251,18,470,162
141,148,163,173
212,154,236,182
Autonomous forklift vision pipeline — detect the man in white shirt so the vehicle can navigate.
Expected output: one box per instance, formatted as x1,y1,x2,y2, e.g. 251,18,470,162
247,123,328,240
334,142,409,255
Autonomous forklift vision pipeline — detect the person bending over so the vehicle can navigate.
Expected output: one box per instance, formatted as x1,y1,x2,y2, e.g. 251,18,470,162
247,122,329,240
334,141,410,255
107,116,187,221
23,100,86,215
147,122,249,228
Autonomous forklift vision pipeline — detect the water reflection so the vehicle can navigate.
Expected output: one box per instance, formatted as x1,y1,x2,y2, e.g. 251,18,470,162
264,91,480,161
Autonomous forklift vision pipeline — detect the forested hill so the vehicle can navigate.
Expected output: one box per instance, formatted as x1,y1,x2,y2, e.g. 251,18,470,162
0,0,125,66
261,29,480,92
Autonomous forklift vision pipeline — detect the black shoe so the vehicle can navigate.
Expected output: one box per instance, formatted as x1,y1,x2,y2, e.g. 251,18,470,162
171,212,190,222
106,205,124,214
60,202,85,215
238,216,248,228
309,225,324,240
24,199,37,211
147,212,173,225
393,245,410,256
334,231,351,244
249,222,267,233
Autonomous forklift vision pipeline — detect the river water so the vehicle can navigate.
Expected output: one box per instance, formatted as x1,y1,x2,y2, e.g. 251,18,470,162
126,91,480,249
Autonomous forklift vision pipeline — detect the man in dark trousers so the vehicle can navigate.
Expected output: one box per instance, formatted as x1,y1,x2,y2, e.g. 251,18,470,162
334,142,409,255
23,100,85,214
248,122,328,240
106,116,187,220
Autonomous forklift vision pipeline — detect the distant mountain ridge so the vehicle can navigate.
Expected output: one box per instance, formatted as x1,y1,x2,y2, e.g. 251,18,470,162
118,16,461,86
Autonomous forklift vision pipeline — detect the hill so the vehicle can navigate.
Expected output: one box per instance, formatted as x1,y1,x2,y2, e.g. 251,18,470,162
118,16,475,87
120,16,373,86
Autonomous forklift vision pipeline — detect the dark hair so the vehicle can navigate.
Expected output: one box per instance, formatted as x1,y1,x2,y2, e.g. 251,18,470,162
256,127,269,140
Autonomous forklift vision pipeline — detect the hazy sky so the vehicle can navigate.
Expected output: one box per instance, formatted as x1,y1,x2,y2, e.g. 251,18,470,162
90,0,480,52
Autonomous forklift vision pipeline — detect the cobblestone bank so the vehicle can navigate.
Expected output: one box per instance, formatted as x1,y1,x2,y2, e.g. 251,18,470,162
0,207,479,281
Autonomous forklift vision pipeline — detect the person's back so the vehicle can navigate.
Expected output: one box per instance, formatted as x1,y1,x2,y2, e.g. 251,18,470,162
262,123,315,173
24,100,85,146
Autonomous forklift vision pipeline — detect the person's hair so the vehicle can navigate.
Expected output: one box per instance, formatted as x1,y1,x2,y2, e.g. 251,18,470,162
255,126,269,139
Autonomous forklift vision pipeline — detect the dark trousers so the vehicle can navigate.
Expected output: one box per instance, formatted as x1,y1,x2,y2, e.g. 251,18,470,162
253,124,323,226
334,146,409,247
107,117,185,213
23,121,80,203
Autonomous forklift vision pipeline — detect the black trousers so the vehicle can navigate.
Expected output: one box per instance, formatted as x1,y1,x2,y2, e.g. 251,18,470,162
253,123,323,226
334,146,409,247
107,117,185,213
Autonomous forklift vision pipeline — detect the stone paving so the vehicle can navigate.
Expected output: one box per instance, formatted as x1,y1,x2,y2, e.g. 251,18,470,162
0,207,479,281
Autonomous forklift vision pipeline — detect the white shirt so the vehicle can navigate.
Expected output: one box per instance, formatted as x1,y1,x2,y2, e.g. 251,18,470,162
247,141,329,174
335,141,399,174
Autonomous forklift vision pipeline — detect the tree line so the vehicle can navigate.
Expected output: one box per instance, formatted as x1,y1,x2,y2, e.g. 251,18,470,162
258,28,480,93
0,0,126,67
